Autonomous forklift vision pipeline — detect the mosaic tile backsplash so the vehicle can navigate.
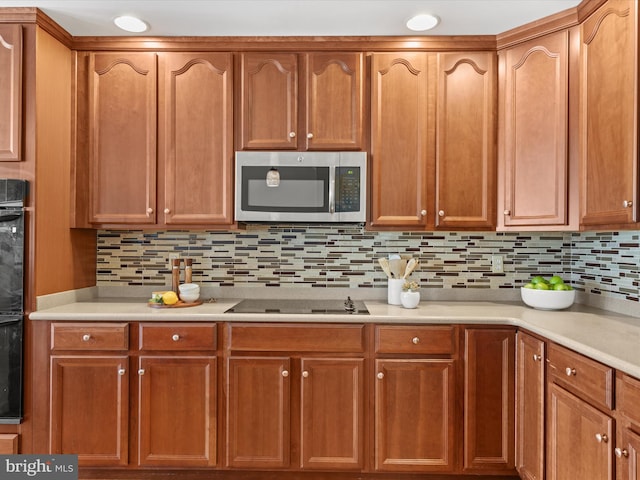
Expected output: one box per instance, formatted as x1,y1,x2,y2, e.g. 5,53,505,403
96,226,640,303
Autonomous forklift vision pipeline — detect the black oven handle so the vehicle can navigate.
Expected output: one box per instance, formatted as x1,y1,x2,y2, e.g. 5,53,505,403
0,317,22,326
0,211,23,223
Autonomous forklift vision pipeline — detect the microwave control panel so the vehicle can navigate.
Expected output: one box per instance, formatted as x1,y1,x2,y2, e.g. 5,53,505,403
335,167,361,212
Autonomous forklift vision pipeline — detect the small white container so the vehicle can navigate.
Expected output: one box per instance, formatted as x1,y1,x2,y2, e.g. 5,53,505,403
401,290,420,309
388,278,404,305
179,283,200,303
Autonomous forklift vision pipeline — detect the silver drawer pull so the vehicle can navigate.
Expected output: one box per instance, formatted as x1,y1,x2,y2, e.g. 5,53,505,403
532,354,542,362
82,334,91,342
118,368,125,376
138,369,145,375
377,372,384,380
281,370,289,377
565,367,576,376
172,334,180,341
302,371,309,378
412,337,420,345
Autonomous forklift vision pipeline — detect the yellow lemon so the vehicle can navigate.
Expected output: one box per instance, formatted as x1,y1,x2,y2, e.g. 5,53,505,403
162,291,179,305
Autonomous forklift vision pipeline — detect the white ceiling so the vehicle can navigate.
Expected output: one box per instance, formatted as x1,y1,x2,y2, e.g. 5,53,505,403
0,0,582,37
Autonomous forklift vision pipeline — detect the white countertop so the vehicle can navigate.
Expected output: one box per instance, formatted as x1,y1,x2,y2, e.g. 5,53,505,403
29,297,640,379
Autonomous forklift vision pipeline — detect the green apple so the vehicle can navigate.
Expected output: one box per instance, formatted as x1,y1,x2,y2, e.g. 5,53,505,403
523,283,535,289
535,282,550,290
531,275,548,285
549,275,564,285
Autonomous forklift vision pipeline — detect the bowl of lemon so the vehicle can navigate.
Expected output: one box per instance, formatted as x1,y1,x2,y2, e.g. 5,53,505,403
521,275,575,310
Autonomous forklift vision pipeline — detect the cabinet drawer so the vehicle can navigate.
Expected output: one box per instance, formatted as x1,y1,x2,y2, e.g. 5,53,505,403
617,372,640,425
138,323,216,351
228,324,365,352
375,325,456,354
51,323,129,351
547,342,613,410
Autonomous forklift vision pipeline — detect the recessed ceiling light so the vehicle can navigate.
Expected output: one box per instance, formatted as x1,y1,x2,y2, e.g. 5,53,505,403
406,14,440,32
114,15,148,33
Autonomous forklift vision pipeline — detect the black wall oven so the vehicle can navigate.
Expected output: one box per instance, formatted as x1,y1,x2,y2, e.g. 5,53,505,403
0,179,27,423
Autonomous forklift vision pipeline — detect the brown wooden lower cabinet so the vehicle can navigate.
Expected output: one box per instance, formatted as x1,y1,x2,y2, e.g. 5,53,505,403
546,382,614,480
225,355,364,470
225,356,291,469
463,327,516,474
617,428,640,480
374,359,456,472
50,355,129,466
300,358,364,471
137,356,217,467
516,332,545,480
616,372,640,480
50,320,640,480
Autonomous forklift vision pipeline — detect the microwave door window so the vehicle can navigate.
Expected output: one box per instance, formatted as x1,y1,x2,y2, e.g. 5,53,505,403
242,166,329,212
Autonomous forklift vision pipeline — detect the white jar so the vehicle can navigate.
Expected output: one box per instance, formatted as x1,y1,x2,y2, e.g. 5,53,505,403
387,278,405,305
401,290,420,309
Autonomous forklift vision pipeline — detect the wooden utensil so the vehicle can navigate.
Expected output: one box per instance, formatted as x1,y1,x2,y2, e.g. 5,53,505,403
403,258,417,278
404,258,419,278
388,258,406,279
378,258,392,278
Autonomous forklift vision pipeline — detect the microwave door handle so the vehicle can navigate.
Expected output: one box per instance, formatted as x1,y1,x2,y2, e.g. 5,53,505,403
329,169,336,214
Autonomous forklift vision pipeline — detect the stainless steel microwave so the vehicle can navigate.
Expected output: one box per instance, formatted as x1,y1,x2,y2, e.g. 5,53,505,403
235,151,367,223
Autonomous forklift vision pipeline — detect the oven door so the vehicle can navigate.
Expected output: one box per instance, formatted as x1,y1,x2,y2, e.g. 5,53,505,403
0,315,22,423
0,209,24,314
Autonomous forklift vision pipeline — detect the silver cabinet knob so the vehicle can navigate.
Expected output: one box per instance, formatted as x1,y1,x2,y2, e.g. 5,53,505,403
164,208,170,214
302,371,309,378
138,369,145,375
289,132,296,138
504,210,511,215
438,210,445,217
595,433,609,443
615,447,629,458
412,337,420,345
307,133,313,139
623,200,633,208
565,367,576,376
281,370,289,377
377,372,384,380
532,354,542,362
146,207,153,216
172,334,180,341
420,210,427,216
118,368,126,376
82,334,91,342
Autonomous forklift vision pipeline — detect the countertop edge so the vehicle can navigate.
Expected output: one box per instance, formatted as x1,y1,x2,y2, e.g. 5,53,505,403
29,299,640,379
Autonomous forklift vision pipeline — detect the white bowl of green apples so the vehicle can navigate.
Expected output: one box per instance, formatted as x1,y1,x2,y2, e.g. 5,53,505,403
521,275,575,310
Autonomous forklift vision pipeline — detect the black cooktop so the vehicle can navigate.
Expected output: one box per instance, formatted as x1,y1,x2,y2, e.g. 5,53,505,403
225,297,369,315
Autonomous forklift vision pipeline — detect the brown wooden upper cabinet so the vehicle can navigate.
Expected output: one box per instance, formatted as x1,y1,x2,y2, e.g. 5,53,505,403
579,0,638,228
0,24,22,162
86,52,158,225
237,52,364,151
158,52,234,226
370,52,432,229
498,30,577,230
77,51,234,227
435,51,496,230
370,51,496,231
